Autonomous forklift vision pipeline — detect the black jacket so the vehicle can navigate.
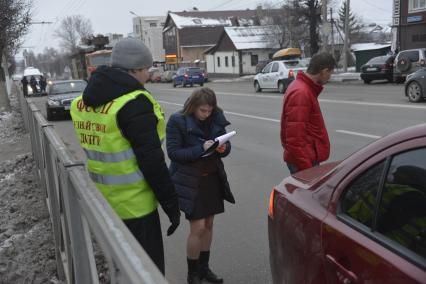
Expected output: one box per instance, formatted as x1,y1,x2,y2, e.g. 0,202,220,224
82,66,179,221
166,110,235,215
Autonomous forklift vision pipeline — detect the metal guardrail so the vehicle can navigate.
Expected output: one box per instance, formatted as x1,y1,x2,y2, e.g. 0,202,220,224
16,85,168,284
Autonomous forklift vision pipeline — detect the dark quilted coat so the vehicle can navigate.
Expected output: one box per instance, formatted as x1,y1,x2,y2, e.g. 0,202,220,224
166,110,235,215
280,72,330,171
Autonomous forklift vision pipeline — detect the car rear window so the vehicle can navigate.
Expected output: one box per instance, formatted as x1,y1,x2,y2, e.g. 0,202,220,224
367,56,387,64
400,51,419,62
187,68,202,75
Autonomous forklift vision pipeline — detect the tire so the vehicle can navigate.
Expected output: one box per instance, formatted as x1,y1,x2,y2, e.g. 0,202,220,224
200,83,204,86
254,81,262,92
394,76,405,84
190,84,194,87
396,56,411,73
406,81,423,103
278,81,287,93
46,107,54,121
388,76,393,83
363,79,371,84
173,83,176,88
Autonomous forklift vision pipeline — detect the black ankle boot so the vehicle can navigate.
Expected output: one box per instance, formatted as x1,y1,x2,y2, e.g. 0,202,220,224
187,258,201,284
199,251,223,283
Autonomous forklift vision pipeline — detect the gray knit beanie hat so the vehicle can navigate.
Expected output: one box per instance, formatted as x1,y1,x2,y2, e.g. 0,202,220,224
111,38,153,69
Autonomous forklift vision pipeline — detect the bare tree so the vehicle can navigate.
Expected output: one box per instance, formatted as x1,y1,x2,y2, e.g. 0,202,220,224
54,15,93,53
0,0,32,80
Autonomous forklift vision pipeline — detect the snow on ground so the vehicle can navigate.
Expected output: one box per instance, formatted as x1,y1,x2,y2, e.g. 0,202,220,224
0,85,62,283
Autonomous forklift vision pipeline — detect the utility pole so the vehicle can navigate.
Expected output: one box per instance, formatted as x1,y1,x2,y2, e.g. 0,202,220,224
130,11,143,42
321,0,328,52
330,8,334,58
343,0,350,72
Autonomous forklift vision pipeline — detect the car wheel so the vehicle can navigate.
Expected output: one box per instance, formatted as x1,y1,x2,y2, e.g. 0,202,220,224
190,83,194,87
406,81,423,103
363,79,371,84
278,81,286,93
254,81,262,92
46,107,54,121
394,76,405,84
173,83,176,88
388,77,393,83
200,83,204,86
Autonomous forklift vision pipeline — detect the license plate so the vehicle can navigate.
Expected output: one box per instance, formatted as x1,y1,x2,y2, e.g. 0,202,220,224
192,75,199,78
64,105,70,110
366,67,377,71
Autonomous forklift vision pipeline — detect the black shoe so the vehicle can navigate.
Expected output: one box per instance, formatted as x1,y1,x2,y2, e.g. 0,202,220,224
199,268,223,283
187,273,201,284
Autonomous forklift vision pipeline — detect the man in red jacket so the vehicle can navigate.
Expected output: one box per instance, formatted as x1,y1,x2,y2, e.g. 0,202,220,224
280,52,336,174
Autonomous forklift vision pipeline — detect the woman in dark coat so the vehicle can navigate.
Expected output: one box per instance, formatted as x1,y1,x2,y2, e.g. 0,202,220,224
166,87,235,284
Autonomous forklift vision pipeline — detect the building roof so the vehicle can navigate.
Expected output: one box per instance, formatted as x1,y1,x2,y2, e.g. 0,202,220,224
224,25,281,50
165,9,265,29
351,42,391,52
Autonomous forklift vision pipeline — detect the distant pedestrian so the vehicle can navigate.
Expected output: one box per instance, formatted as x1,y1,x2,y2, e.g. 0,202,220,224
280,52,336,174
21,76,28,96
29,76,38,94
166,87,235,284
70,38,180,274
39,76,47,93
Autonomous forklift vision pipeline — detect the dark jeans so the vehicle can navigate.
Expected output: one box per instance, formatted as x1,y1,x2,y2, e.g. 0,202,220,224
287,161,319,174
123,209,165,274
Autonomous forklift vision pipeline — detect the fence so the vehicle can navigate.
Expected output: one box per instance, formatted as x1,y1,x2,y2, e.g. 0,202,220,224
16,85,168,284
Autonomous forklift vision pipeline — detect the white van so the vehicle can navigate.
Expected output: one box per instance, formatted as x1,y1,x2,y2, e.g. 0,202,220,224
23,67,43,95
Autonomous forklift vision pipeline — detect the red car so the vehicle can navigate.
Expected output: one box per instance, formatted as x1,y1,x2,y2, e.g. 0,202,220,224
268,124,426,284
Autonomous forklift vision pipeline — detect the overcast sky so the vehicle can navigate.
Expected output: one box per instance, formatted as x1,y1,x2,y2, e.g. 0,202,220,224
21,0,393,55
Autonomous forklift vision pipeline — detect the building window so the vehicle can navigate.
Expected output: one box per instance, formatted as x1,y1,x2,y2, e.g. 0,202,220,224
232,56,235,67
251,54,258,66
217,56,221,67
225,56,229,67
150,23,157,27
409,0,426,12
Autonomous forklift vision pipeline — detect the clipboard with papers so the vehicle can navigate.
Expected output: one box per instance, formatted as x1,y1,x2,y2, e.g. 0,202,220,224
202,131,237,157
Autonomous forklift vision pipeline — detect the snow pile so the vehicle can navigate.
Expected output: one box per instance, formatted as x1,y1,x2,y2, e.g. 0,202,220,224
0,154,62,283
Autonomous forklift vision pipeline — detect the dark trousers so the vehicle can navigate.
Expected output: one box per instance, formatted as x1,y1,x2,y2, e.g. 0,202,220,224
123,209,165,274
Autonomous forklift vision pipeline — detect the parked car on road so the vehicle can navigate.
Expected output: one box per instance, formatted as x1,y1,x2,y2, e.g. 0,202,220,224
394,48,426,83
173,67,204,87
253,59,308,93
405,68,426,103
268,123,426,284
45,80,87,120
161,70,177,83
23,67,44,96
360,55,395,84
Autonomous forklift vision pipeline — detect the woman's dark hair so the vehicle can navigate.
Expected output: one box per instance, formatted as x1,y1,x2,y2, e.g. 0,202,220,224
307,52,336,75
182,87,221,115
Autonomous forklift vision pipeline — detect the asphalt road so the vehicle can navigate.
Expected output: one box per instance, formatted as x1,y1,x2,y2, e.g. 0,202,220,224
29,80,426,283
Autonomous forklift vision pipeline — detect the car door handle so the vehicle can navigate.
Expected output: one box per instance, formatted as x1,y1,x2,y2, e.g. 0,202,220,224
325,254,359,284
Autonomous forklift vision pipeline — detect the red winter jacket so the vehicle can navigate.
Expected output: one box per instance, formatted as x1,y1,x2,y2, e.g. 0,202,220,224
280,72,330,171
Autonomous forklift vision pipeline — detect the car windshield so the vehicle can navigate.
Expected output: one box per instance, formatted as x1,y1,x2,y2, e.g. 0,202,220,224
50,81,87,95
283,60,305,68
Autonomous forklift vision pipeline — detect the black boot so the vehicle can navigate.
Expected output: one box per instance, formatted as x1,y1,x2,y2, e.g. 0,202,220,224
199,251,223,283
187,258,201,284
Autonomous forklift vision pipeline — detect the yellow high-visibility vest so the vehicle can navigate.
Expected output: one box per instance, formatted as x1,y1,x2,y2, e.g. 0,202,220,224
70,90,165,219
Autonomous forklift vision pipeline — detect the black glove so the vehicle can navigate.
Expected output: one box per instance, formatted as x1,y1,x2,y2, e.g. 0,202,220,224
161,198,181,236
167,214,180,236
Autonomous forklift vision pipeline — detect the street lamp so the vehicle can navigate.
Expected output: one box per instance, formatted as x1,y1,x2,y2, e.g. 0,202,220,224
129,11,143,41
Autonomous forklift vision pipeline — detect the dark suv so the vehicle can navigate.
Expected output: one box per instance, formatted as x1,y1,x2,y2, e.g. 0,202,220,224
393,48,426,83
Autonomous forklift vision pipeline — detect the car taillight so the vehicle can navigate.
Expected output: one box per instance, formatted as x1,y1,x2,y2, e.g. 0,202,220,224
381,64,389,70
288,69,294,78
184,73,189,78
202,73,205,77
268,189,275,219
421,59,425,67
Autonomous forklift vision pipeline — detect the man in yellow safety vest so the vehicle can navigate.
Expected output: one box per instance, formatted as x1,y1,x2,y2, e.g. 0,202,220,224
70,38,180,274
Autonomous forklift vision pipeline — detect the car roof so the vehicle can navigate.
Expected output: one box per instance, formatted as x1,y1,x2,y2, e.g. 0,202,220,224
23,68,42,76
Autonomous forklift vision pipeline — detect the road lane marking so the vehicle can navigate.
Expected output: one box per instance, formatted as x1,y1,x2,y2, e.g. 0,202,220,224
319,99,426,110
153,87,426,110
335,130,381,139
158,100,280,122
